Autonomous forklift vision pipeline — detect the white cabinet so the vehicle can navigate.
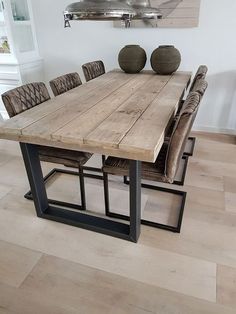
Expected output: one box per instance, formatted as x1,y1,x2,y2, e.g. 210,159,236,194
0,0,43,119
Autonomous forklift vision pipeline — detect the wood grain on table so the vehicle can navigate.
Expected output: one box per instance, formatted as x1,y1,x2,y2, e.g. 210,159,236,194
0,70,191,162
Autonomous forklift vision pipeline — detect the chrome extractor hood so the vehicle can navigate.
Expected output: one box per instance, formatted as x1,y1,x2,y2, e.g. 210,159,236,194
126,0,162,20
64,0,162,28
64,0,136,28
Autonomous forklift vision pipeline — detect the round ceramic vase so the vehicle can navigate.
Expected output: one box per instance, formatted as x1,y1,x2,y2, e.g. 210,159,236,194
151,45,181,75
118,45,147,74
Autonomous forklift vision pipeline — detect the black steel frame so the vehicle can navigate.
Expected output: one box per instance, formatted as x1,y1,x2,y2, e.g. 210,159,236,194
24,167,104,210
20,143,142,242
184,137,196,157
24,154,106,210
103,174,187,234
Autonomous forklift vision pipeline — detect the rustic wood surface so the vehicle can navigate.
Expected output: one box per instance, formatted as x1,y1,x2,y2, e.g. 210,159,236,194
0,70,191,162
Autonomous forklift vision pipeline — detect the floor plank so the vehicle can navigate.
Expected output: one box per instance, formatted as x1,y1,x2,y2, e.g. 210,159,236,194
1,255,230,314
0,240,42,288
217,264,236,308
0,131,235,312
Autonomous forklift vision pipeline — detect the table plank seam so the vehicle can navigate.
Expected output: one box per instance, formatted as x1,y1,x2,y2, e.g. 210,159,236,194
19,73,137,139
51,73,157,143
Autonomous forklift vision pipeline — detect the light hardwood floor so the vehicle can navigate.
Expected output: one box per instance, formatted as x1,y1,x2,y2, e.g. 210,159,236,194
0,132,235,313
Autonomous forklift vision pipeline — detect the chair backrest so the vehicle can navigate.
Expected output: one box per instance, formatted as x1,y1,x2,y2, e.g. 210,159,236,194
82,60,105,82
49,72,82,97
190,65,208,92
191,78,208,98
1,82,50,118
165,92,201,183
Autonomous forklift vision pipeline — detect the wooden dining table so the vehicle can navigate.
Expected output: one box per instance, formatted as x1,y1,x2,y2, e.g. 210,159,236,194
0,69,191,242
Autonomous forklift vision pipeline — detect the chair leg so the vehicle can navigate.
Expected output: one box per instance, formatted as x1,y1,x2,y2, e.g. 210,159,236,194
184,137,196,157
79,165,86,210
104,173,186,233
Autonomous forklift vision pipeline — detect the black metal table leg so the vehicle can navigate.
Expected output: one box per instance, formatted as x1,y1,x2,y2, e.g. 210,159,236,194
20,143,141,242
20,143,49,216
129,160,141,242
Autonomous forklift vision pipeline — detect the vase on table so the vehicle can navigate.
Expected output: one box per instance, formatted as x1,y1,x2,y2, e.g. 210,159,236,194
151,45,181,75
118,45,147,74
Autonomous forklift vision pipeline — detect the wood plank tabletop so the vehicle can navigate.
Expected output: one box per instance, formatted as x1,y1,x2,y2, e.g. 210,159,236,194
0,70,191,162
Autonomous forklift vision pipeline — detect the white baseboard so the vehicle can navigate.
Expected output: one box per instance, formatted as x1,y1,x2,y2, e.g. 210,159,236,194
193,125,236,136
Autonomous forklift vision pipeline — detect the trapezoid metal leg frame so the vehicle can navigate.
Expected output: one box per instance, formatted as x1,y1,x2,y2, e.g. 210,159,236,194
21,143,141,242
104,172,186,233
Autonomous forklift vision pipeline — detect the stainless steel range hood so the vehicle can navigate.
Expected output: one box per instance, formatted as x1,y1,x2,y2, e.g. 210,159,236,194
64,0,136,28
64,0,162,28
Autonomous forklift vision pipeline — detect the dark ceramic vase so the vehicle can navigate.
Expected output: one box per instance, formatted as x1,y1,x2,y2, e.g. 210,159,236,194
118,45,147,74
151,45,181,75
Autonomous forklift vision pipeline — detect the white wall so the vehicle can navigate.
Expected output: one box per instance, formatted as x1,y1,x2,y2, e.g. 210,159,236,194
31,0,236,134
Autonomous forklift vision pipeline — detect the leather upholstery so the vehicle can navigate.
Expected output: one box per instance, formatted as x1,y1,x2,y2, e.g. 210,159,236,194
167,79,208,139
103,143,168,182
190,65,208,92
165,92,200,183
82,61,105,82
191,78,208,98
2,83,50,118
49,72,82,97
1,82,92,167
103,92,201,184
38,146,92,167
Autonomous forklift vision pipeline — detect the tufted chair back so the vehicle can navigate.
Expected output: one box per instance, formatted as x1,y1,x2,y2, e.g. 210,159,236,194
190,65,208,92
82,61,105,82
49,72,82,97
2,82,50,118
191,78,208,99
165,92,201,183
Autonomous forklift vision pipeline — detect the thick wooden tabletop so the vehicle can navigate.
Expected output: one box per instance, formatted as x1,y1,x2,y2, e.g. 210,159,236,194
0,70,191,162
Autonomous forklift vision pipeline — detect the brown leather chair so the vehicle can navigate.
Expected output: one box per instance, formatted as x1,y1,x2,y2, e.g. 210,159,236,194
102,92,201,233
167,79,208,137
82,60,105,82
191,78,208,98
178,65,208,113
2,82,92,210
176,74,208,156
189,65,208,92
49,72,82,97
